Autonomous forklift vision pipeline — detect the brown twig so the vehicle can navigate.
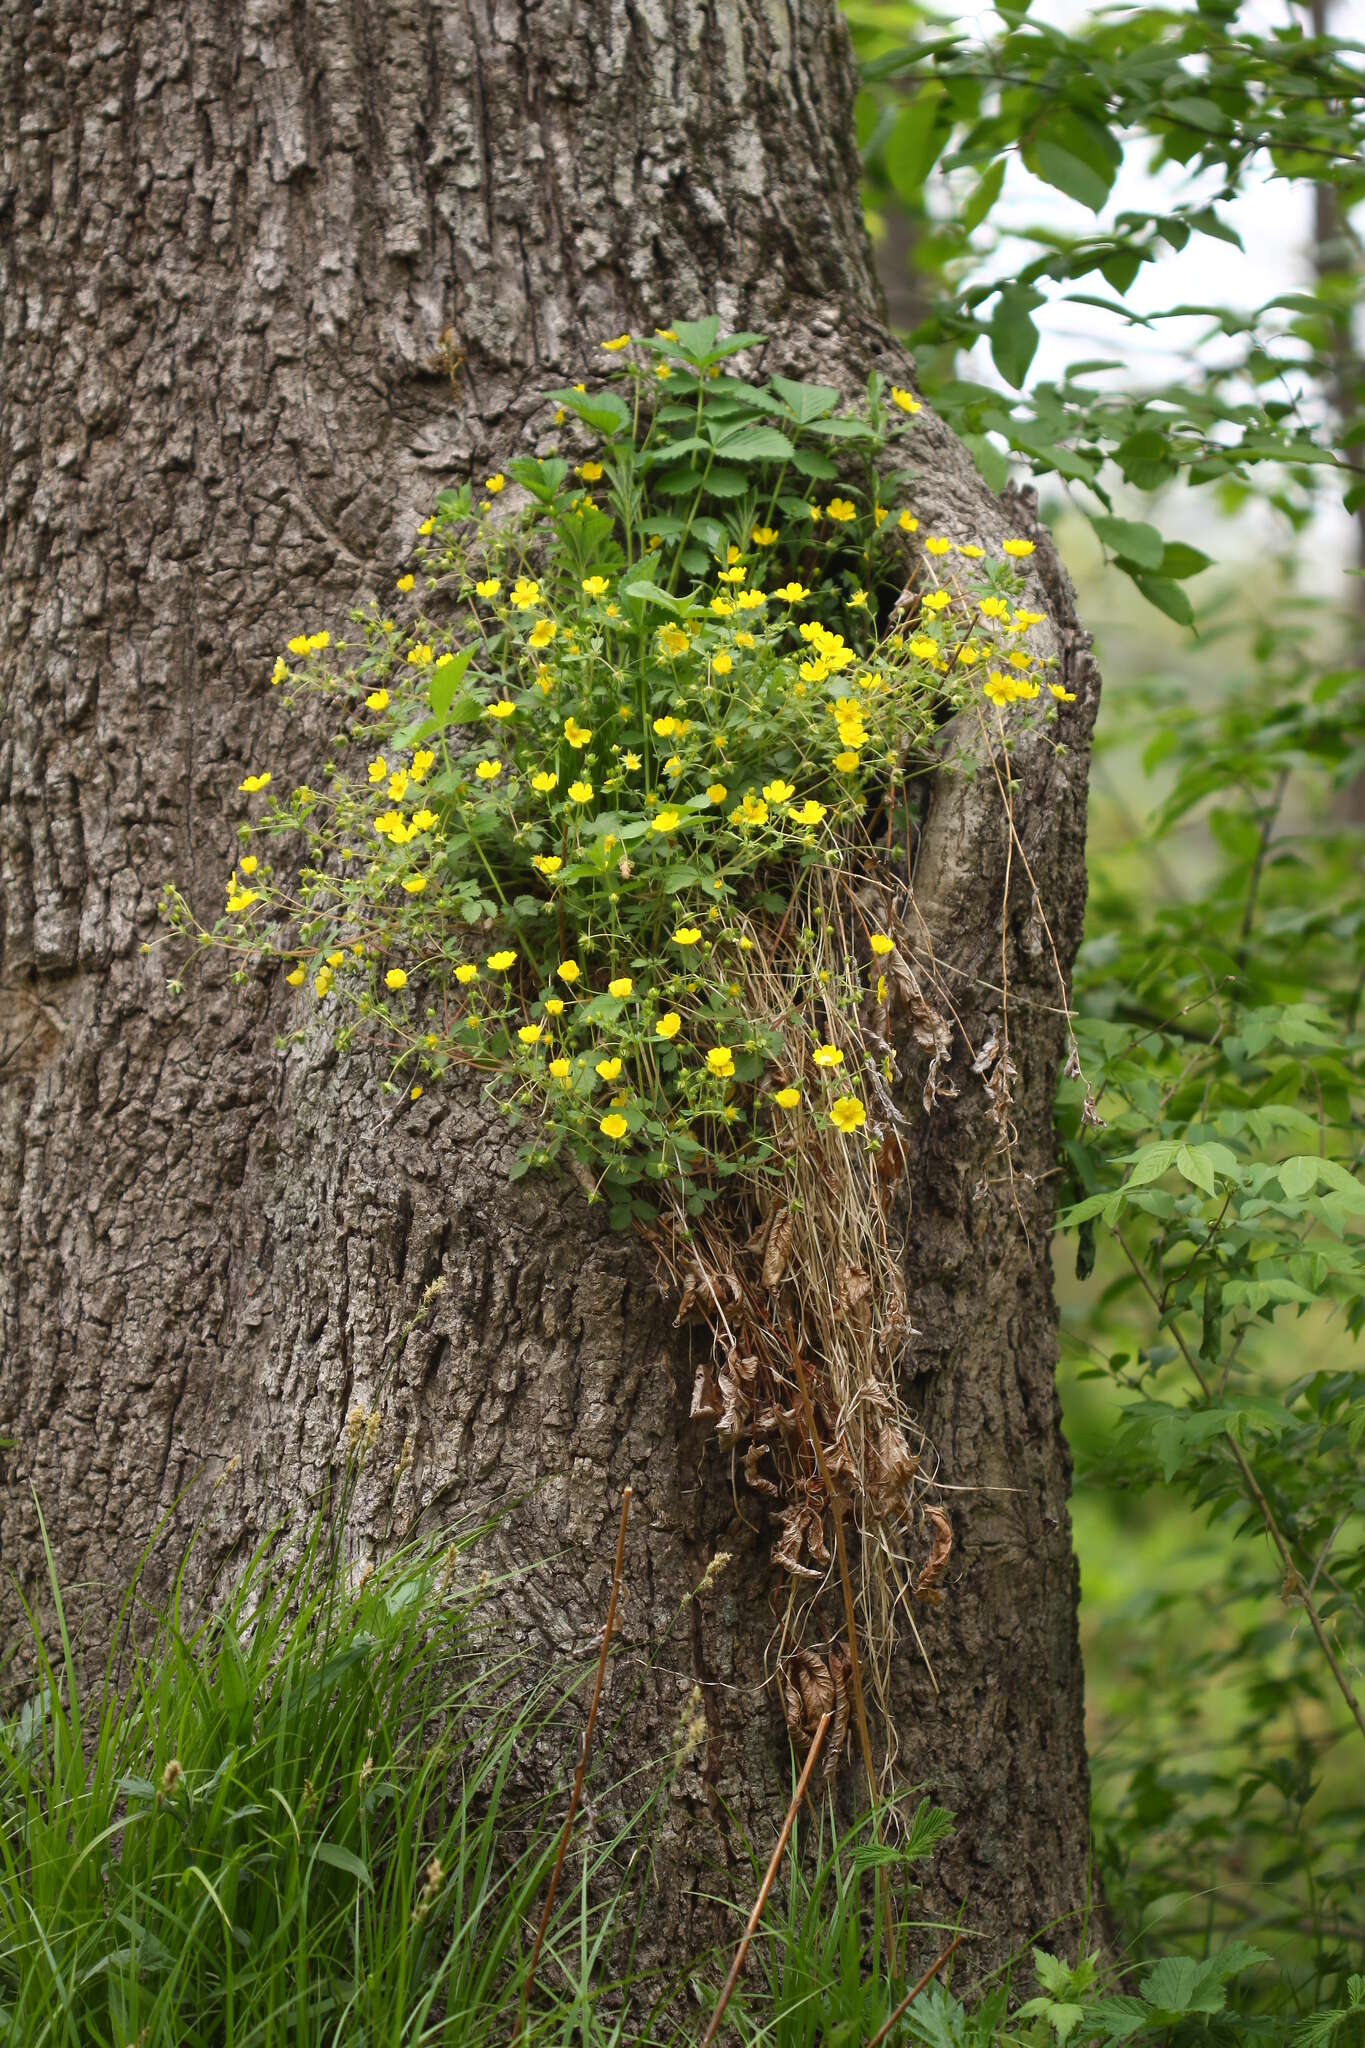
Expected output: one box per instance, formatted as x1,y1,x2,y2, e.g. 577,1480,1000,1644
866,1933,964,2048
698,1710,832,2048
517,1486,632,2037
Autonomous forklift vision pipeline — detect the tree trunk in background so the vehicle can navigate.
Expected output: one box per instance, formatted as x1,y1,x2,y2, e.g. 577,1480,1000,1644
1,0,1101,1976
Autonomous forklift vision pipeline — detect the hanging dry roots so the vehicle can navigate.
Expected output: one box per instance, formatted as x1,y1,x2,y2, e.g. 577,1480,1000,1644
642,873,967,1770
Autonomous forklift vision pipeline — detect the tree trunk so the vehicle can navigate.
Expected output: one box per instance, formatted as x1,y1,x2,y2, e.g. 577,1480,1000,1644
0,0,1100,1981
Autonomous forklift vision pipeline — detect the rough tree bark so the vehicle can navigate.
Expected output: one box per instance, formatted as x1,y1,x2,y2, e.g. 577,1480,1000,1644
1,0,1101,1980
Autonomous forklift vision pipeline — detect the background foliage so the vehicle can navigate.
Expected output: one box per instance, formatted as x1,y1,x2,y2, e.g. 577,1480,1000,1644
844,0,1365,2028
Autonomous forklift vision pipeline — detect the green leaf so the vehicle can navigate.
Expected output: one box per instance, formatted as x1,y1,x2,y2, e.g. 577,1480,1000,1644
769,375,839,424
1131,573,1196,626
962,158,1005,234
1032,141,1112,212
712,424,795,462
1159,541,1213,580
429,648,475,724
622,579,683,614
1091,515,1165,571
545,387,631,437
989,290,1040,389
884,87,947,202
1175,1142,1217,1196
312,1841,373,1888
506,455,568,503
1279,1154,1319,1201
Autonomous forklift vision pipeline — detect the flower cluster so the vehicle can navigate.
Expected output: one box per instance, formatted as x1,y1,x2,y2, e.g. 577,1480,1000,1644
176,320,1058,1228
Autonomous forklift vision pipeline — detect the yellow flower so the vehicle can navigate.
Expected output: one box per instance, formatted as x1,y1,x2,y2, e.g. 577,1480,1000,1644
984,672,1015,707
735,631,756,648
925,536,952,557
526,619,555,650
596,1056,623,1082
829,1095,866,1134
237,855,258,877
709,596,733,618
550,1057,571,1080
891,386,922,415
456,963,479,984
412,808,437,831
870,933,894,956
706,783,728,805
652,715,678,738
568,779,594,803
385,968,408,991
485,473,506,493
518,1023,543,1045
672,926,701,948
531,854,563,877
402,876,428,895
531,769,558,794
308,631,329,650
833,750,861,775
407,643,434,667
657,624,690,659
1003,537,1035,558
601,334,631,352
908,635,937,661
624,751,641,770
365,688,390,713
922,589,951,613
314,966,333,998
475,759,502,782
706,1046,735,1079
604,976,632,1001
712,652,733,676
484,700,515,723
774,1086,800,1109
979,597,1010,621
898,511,919,534
752,526,778,547
813,1043,844,1069
564,716,592,749
388,769,409,800
411,749,436,781
225,889,259,913
475,577,502,598
285,965,306,987
410,1085,423,1100
327,951,345,969
487,950,516,972
557,959,581,983
656,1012,682,1040
599,1112,629,1141
718,568,747,588
791,799,826,827
417,516,435,536
239,772,271,794
396,574,415,593
651,809,681,834
271,656,289,685
577,461,603,482
848,588,868,608
762,778,795,804
1050,683,1077,703
958,543,985,560
582,575,610,597
287,635,310,656
774,582,809,603
511,578,541,610
826,498,856,523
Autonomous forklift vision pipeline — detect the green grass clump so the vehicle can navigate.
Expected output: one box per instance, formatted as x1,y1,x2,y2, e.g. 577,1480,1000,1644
0,1503,663,2047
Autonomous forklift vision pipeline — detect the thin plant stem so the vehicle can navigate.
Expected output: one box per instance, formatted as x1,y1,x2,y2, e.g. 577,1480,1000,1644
698,1710,832,2048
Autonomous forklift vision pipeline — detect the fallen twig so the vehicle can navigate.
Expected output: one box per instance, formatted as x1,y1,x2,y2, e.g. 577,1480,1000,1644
866,1933,964,2048
698,1710,832,2048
